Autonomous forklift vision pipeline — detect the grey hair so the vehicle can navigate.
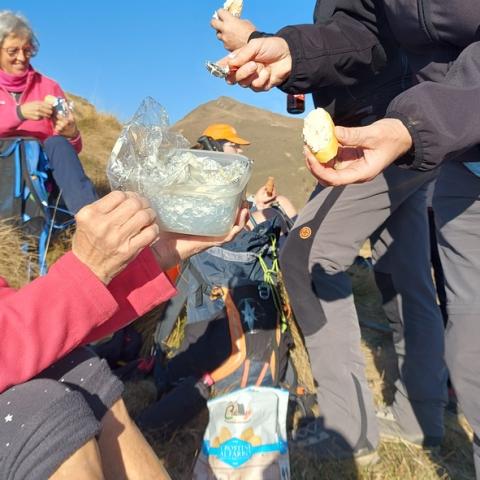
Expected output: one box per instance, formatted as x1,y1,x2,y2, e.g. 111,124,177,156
0,10,39,53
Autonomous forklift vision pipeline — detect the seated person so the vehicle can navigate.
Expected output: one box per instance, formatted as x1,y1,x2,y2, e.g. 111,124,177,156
0,191,247,480
247,182,297,231
0,10,97,214
194,123,297,222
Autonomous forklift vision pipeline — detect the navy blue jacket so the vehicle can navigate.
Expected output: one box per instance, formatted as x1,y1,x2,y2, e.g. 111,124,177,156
277,0,480,170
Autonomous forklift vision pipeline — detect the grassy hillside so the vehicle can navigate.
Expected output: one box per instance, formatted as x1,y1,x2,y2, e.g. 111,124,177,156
0,96,475,480
68,93,122,194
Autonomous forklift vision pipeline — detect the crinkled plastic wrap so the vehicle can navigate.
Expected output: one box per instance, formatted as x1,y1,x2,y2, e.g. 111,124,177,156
107,97,253,236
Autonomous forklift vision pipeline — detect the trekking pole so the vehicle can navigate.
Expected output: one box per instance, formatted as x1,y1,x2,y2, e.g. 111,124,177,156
39,189,62,275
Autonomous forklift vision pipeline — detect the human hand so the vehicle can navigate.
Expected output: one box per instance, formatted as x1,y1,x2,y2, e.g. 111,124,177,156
72,191,160,284
217,37,292,91
254,185,277,210
304,118,413,186
53,111,80,139
211,8,256,51
151,206,249,271
19,101,53,120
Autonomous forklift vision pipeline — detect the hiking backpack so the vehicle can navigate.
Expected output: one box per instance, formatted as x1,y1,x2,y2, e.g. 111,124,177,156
135,207,316,435
157,211,292,387
0,138,75,275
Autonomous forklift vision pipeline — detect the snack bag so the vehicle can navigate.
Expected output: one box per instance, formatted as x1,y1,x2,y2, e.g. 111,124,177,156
193,387,290,480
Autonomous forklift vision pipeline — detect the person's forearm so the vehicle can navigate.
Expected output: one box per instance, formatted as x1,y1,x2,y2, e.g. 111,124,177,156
69,131,82,153
0,253,119,392
0,248,176,392
83,247,176,343
386,42,480,171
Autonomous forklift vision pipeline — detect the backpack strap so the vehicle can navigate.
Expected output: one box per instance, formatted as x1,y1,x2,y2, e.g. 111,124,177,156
0,138,21,158
249,211,259,228
0,139,23,219
208,287,247,384
154,255,223,352
270,202,295,232
205,246,258,264
154,264,190,351
19,141,49,222
185,258,214,307
18,141,53,275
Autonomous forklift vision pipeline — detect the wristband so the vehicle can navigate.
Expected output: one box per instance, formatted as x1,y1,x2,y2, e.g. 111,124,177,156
16,105,26,121
248,31,274,42
386,111,419,169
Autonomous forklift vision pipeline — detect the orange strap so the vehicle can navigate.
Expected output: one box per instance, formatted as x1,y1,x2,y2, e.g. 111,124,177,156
210,287,247,383
255,362,270,387
240,359,250,388
269,348,277,382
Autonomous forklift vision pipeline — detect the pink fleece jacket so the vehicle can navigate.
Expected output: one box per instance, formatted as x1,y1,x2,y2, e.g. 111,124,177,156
0,68,82,153
0,248,176,393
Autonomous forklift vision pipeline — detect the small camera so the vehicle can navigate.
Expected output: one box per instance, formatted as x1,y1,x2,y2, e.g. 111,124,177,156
52,97,69,117
45,95,70,117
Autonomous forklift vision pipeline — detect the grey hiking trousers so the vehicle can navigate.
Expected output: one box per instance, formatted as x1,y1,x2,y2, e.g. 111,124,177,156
280,164,447,452
433,159,480,478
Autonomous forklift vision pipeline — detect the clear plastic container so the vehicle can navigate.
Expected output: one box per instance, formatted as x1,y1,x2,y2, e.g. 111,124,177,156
147,149,253,236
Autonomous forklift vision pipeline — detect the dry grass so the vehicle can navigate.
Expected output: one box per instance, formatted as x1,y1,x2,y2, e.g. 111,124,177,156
0,221,38,288
122,262,475,480
1,97,475,480
67,93,122,194
120,261,476,480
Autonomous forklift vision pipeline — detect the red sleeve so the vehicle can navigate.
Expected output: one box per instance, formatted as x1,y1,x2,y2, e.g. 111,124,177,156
83,248,176,343
0,248,176,393
69,133,82,153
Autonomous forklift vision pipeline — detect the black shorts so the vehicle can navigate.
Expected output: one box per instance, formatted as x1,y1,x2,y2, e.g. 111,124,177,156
0,347,123,480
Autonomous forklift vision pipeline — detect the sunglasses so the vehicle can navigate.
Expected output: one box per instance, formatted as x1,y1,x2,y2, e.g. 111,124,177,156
2,46,36,59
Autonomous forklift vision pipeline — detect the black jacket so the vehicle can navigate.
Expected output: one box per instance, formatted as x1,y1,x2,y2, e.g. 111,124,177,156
277,0,480,170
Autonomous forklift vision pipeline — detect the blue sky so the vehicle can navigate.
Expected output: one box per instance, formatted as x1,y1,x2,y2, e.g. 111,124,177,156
13,1,315,124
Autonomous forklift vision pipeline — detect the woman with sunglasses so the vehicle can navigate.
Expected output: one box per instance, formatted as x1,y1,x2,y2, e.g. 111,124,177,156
0,10,97,214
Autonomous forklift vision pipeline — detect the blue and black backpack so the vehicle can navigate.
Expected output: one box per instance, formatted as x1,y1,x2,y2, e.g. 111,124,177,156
172,212,292,393
135,206,316,435
0,138,75,275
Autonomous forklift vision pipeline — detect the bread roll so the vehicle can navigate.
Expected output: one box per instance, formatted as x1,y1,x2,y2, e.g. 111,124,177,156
265,176,275,196
303,108,338,163
224,0,243,17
